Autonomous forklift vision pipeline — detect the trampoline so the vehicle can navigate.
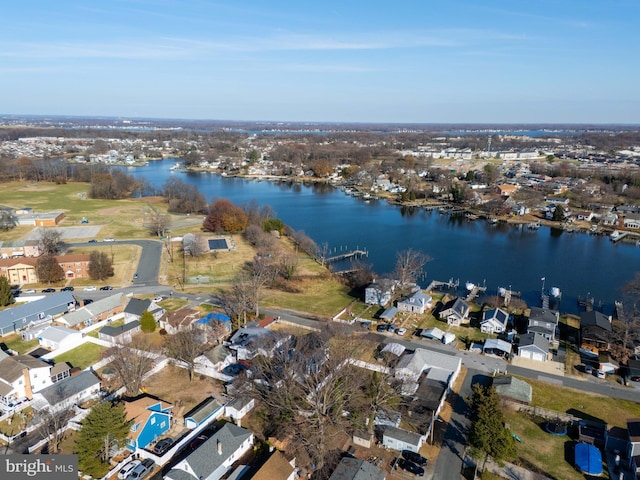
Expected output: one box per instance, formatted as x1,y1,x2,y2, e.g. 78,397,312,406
545,421,567,436
575,442,603,475
208,238,229,250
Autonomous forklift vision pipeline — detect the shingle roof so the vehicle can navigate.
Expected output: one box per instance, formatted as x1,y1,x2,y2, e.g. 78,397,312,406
580,311,612,332
0,355,51,383
39,326,79,343
0,292,76,331
99,320,140,338
251,451,294,480
382,425,422,446
124,298,151,316
329,457,385,480
519,332,549,352
36,370,100,406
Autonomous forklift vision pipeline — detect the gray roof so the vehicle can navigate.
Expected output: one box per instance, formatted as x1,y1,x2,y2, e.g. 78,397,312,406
580,311,612,332
183,397,222,425
382,425,422,447
39,326,79,343
99,320,140,338
483,308,509,325
0,292,75,330
492,376,532,404
166,423,252,480
329,457,386,480
58,309,92,327
483,338,512,354
519,332,549,353
36,370,100,406
379,306,397,321
124,298,151,316
59,293,123,327
529,307,558,325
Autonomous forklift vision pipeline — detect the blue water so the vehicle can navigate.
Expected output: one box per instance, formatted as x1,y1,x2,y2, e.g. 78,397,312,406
124,159,640,315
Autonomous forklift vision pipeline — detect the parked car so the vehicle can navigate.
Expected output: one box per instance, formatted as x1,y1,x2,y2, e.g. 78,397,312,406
83,286,97,291
153,437,174,455
189,434,208,450
596,369,606,379
153,296,164,303
584,365,593,374
397,458,425,476
402,450,428,466
103,238,115,242
127,459,154,480
100,286,113,291
88,239,98,243
22,289,36,294
61,286,74,291
83,299,94,305
42,288,56,293
133,273,138,279
117,460,140,480
396,327,407,336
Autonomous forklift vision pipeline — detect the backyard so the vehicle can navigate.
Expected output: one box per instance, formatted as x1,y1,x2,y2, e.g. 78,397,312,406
53,342,107,370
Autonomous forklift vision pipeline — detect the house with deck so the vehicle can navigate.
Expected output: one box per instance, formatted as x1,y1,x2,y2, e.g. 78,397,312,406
438,297,470,326
527,307,559,342
124,396,173,451
31,370,101,412
481,308,509,334
580,310,612,356
397,290,432,314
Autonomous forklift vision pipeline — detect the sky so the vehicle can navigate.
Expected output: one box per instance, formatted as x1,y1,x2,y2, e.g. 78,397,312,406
1,0,639,124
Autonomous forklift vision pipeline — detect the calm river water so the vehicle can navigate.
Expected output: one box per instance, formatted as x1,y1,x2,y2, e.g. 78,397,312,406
124,158,640,315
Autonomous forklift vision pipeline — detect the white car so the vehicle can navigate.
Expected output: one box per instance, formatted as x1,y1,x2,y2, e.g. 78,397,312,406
103,237,116,242
396,327,407,336
117,460,140,480
83,286,97,291
22,289,36,294
153,296,164,303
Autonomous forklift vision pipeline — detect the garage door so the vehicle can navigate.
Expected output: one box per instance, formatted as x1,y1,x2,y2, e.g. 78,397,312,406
532,352,546,362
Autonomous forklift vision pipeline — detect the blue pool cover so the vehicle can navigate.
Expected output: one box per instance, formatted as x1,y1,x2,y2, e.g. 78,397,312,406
575,442,602,475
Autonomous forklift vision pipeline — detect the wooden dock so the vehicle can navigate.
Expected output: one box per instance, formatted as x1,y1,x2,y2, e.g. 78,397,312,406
465,285,487,302
324,249,368,263
426,279,459,292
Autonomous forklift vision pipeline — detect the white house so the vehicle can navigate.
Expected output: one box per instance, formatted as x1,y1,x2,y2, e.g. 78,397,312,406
480,308,509,334
0,355,53,407
365,279,396,307
37,325,83,351
32,370,101,412
382,426,424,453
224,396,255,423
163,423,254,480
438,298,470,326
397,290,432,314
518,333,549,362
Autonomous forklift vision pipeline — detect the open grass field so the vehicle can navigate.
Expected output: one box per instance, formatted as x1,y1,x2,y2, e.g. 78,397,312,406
53,342,107,370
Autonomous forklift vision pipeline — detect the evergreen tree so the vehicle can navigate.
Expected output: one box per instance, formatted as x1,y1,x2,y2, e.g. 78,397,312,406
468,383,516,470
0,276,15,307
552,204,566,222
140,310,156,333
75,401,132,478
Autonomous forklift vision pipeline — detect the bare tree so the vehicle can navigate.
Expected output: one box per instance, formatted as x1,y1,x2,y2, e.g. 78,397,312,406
245,255,277,317
39,228,64,255
610,274,640,364
393,248,431,287
145,212,171,237
105,338,156,396
248,326,360,475
276,252,300,280
222,279,255,327
164,327,208,381
37,407,74,453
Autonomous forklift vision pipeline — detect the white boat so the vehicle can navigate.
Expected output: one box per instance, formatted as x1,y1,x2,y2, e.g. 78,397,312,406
169,163,182,171
465,282,476,291
498,287,507,297
550,286,562,298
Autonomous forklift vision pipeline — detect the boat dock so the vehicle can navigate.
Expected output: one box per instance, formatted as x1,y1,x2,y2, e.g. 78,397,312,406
465,285,487,302
615,301,625,321
323,249,368,263
426,278,459,292
611,231,629,243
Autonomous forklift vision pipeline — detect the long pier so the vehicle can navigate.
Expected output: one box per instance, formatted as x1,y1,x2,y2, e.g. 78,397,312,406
465,285,487,302
324,249,368,263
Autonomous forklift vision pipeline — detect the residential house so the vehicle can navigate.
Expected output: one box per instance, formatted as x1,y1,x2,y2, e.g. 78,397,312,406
98,320,141,344
50,362,72,384
329,457,385,480
0,239,42,259
397,290,432,314
628,359,640,382
518,333,549,362
251,450,296,480
365,279,396,307
438,298,470,326
124,396,173,451
227,324,288,361
58,293,124,329
480,308,509,334
31,370,101,412
624,213,640,229
496,184,518,197
159,308,200,335
576,211,595,222
627,419,640,473
196,345,233,375
124,298,165,324
0,292,76,336
37,325,83,351
381,426,423,453
195,312,233,342
580,310,612,356
163,423,254,480
394,348,462,392
0,354,54,407
183,397,223,430
527,307,559,342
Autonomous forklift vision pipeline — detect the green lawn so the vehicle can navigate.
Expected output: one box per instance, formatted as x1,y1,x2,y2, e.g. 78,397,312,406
53,342,107,370
1,334,39,354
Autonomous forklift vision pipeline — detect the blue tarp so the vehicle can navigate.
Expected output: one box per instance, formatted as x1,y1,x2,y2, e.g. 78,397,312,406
197,312,231,324
575,442,603,475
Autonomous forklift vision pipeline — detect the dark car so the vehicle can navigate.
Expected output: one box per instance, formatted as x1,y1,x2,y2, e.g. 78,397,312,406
402,450,428,466
127,458,154,480
153,437,173,456
397,458,424,476
88,239,98,243
189,434,208,450
42,288,56,293
376,323,389,332
133,273,138,279
61,286,75,292
100,286,113,290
